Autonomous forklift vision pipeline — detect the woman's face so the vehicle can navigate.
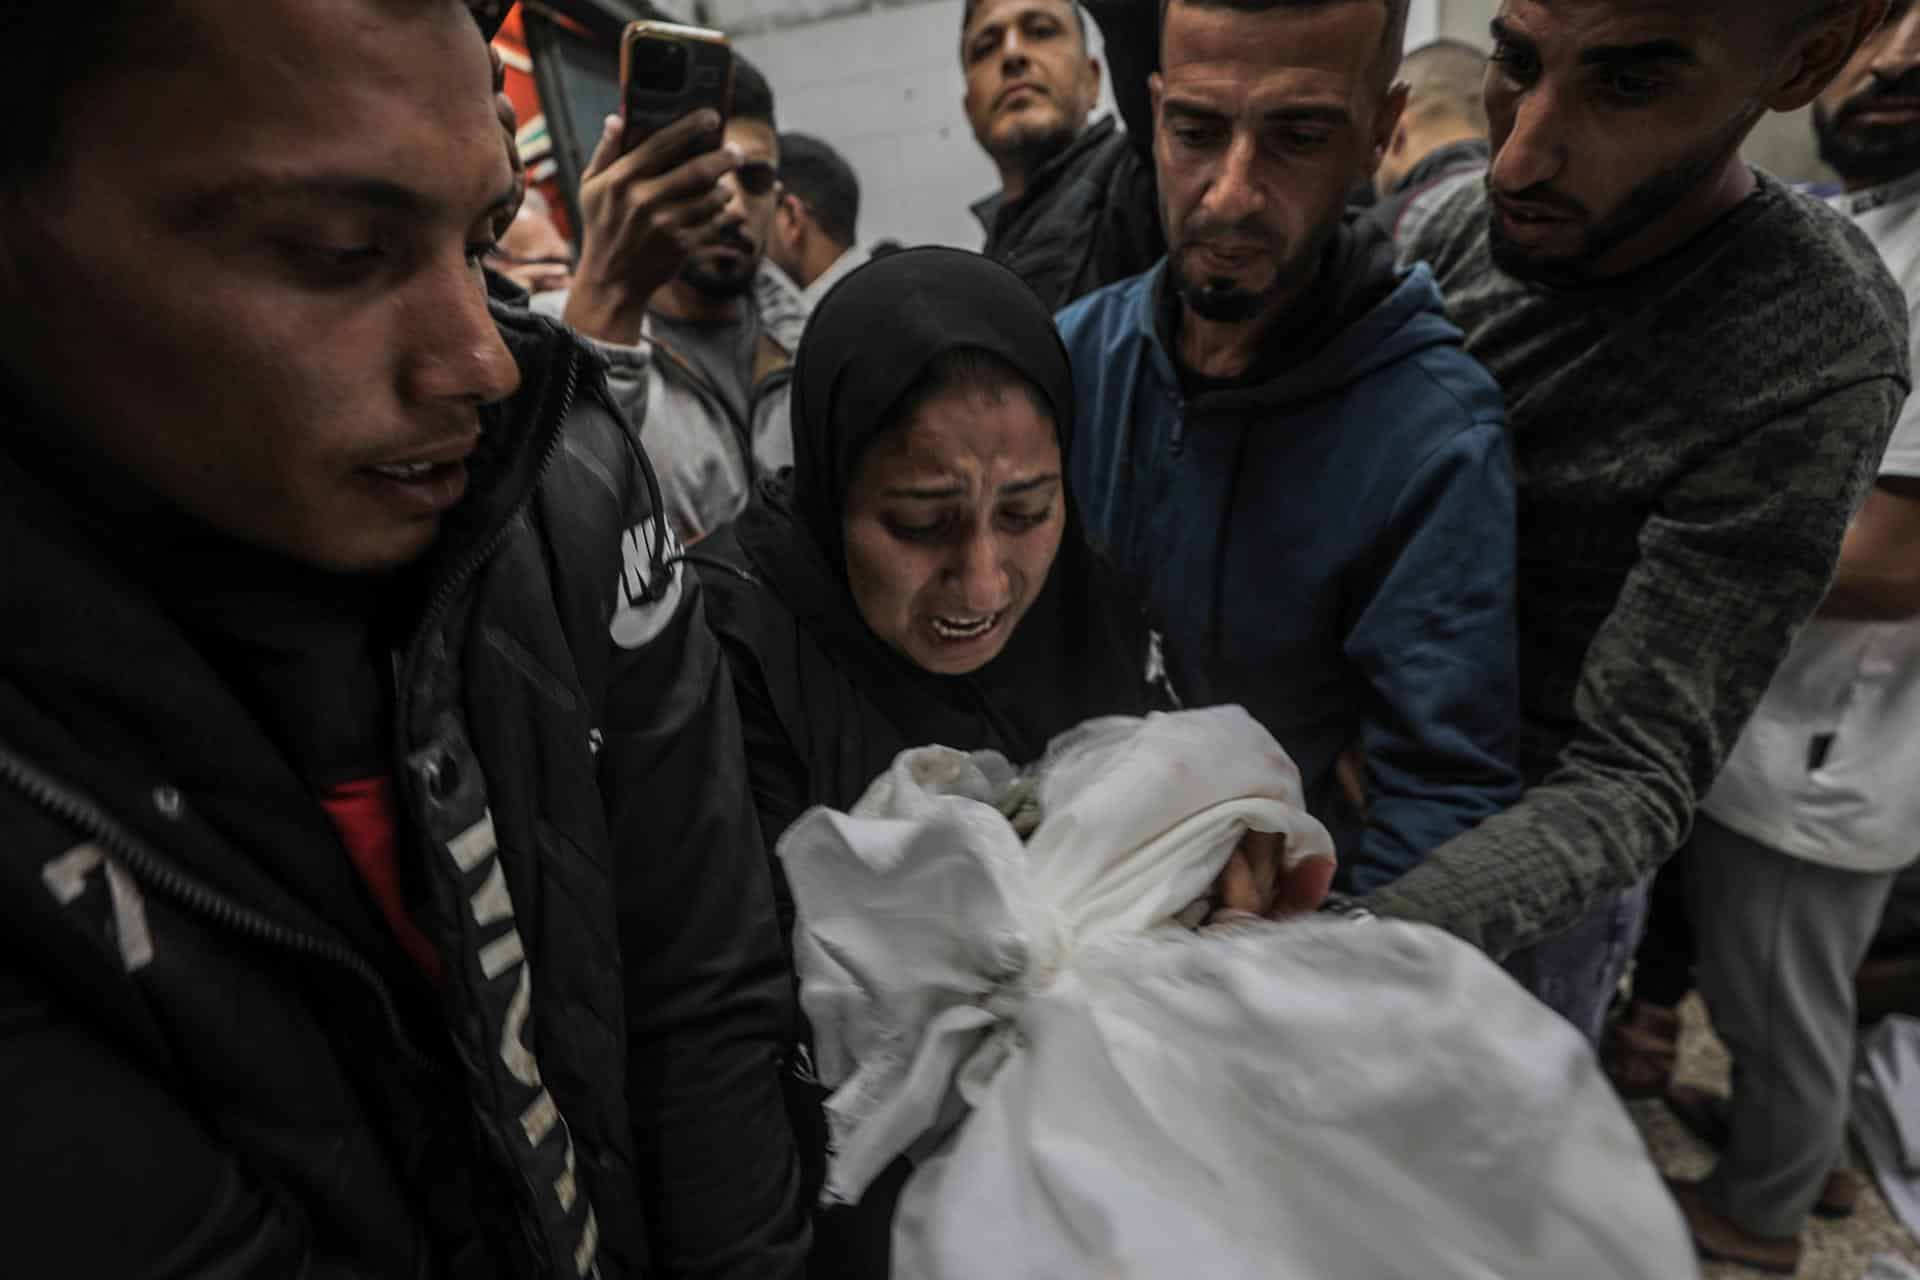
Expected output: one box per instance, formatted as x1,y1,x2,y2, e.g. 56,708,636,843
843,383,1066,676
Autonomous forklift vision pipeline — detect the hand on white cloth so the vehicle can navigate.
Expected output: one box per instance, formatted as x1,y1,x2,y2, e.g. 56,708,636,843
1211,828,1336,921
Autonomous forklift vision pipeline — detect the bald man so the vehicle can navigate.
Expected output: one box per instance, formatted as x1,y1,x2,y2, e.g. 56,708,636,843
1369,39,1491,241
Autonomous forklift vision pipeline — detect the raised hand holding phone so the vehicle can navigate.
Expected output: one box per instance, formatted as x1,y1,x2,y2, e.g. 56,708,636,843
563,111,740,343
562,24,742,344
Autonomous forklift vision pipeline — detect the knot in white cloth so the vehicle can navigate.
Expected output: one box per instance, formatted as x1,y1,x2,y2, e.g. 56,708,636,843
778,707,1333,1207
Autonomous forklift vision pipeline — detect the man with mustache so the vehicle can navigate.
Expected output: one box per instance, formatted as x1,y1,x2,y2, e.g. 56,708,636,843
1610,3,1920,1269
1385,0,1909,1077
1057,0,1525,897
962,0,1167,309
557,58,807,545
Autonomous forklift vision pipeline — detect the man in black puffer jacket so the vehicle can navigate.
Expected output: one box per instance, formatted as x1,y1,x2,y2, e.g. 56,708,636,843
961,0,1165,310
0,2,804,1276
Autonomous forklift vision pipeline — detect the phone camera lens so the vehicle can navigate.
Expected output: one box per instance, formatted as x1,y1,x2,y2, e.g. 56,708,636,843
635,40,690,92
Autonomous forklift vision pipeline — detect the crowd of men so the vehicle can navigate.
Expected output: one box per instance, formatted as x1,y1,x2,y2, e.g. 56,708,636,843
4,0,1919,1276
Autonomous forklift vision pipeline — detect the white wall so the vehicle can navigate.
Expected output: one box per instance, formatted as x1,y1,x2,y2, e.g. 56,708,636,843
1405,0,1439,48
736,0,1443,251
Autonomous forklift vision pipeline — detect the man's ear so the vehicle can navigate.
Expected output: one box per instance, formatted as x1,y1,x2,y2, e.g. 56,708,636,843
1768,0,1891,110
774,193,804,250
1149,71,1165,126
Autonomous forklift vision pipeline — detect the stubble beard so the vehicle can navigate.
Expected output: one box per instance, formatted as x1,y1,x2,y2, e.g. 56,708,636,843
1488,106,1759,287
681,252,762,301
1816,102,1920,191
1167,204,1338,326
990,114,1081,190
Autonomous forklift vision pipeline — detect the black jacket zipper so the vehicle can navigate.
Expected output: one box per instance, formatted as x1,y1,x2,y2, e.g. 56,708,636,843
393,347,580,778
0,739,437,1074
388,340,587,1280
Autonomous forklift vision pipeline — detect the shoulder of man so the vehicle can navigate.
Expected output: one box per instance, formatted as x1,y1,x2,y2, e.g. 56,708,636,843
1078,115,1138,181
1727,175,1910,397
504,323,689,657
1055,266,1156,351
752,264,809,355
1397,174,1488,288
1387,274,1511,427
680,524,773,660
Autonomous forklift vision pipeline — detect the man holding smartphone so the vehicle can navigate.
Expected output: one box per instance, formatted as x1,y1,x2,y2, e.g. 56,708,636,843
559,57,806,546
0,1,806,1275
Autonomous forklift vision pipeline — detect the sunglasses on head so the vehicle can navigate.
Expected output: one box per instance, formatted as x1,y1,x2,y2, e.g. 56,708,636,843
734,161,778,197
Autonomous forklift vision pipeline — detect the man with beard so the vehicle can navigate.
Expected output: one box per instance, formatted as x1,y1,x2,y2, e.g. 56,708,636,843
1057,0,1525,896
558,58,807,544
1384,0,1909,1057
1613,4,1920,1269
962,0,1167,309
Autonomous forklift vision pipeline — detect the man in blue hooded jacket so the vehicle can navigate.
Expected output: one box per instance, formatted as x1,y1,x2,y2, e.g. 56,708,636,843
1057,0,1520,893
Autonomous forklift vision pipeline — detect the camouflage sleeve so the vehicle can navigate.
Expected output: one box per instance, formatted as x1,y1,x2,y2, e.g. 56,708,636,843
1363,375,1905,957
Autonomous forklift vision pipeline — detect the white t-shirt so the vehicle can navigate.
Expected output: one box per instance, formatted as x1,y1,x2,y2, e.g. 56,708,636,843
1701,170,1920,873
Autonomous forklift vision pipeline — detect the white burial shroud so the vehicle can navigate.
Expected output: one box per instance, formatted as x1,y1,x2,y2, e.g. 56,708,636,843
780,706,1697,1279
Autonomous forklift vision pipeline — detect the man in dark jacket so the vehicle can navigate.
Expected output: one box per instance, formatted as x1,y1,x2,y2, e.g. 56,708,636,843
0,2,804,1276
1059,0,1523,895
962,0,1166,309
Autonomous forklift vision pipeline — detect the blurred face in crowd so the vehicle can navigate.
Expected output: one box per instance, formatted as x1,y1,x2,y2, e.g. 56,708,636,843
682,118,780,298
1152,0,1404,325
1815,0,1920,189
0,0,520,572
843,383,1066,676
962,0,1104,172
768,188,818,285
1482,0,1876,283
487,200,576,295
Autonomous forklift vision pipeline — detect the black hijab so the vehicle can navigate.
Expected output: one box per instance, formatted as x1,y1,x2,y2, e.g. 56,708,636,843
728,247,1159,809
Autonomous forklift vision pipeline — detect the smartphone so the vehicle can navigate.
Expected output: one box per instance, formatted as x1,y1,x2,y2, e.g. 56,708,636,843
619,21,735,155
